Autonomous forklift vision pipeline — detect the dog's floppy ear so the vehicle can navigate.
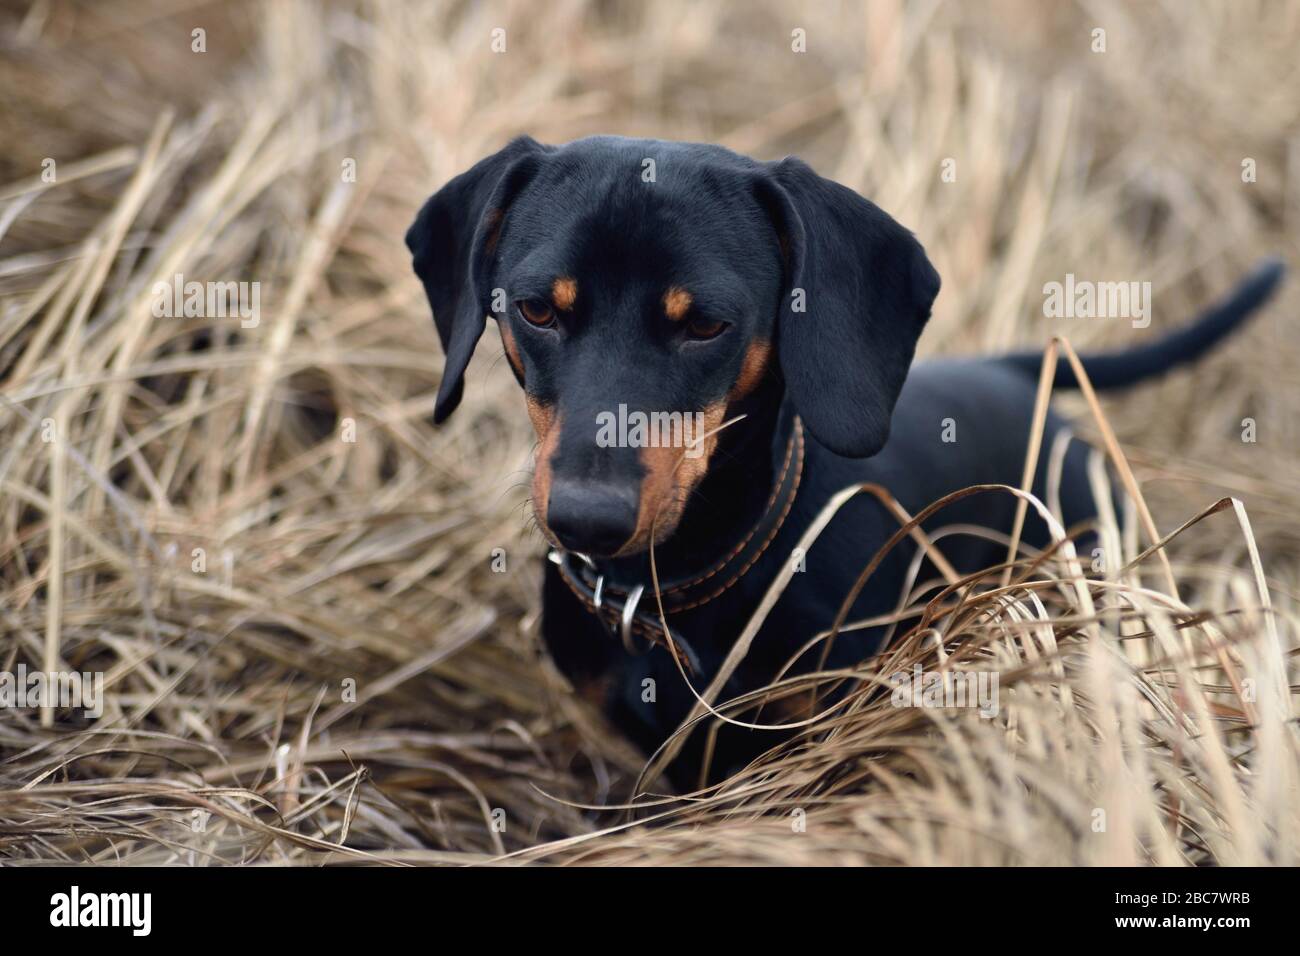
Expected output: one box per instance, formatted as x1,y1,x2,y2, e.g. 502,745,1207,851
757,158,940,458
405,136,547,422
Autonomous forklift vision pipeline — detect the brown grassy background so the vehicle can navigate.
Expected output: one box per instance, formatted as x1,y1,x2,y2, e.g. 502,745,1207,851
0,0,1297,865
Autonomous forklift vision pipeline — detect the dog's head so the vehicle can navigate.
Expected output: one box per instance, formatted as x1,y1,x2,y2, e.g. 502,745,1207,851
406,135,939,557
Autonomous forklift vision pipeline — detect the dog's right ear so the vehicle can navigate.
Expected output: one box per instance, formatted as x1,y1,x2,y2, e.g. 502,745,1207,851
406,136,548,422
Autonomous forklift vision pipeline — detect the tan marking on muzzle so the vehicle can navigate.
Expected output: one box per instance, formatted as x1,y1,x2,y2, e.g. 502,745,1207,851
613,341,772,555
499,322,524,381
528,401,562,543
729,340,772,402
617,403,726,556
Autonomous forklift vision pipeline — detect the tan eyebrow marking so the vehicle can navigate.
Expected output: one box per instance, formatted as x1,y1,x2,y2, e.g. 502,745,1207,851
551,277,577,311
663,286,693,321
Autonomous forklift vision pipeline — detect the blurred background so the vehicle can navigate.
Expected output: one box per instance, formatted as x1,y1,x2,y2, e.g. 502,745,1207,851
0,0,1296,865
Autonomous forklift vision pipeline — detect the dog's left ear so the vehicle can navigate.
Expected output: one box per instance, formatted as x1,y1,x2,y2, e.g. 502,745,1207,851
406,136,548,422
757,158,940,458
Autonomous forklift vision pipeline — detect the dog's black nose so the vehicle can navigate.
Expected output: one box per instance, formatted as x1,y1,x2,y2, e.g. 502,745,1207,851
547,480,638,556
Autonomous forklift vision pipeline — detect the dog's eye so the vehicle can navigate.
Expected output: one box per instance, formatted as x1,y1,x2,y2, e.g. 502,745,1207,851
685,316,728,341
517,298,555,328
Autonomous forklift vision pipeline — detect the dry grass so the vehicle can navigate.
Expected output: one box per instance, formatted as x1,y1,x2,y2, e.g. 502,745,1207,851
0,0,1297,865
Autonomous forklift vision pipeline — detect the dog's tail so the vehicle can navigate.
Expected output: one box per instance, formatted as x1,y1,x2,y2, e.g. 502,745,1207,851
1001,258,1284,391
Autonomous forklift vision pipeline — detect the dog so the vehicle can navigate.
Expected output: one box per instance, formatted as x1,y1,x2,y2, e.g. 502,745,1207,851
406,135,1283,789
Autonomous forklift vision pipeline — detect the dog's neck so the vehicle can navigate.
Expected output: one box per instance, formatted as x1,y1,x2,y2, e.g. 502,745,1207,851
594,382,791,587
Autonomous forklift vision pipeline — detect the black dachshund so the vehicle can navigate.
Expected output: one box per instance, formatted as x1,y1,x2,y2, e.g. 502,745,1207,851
407,135,1283,788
